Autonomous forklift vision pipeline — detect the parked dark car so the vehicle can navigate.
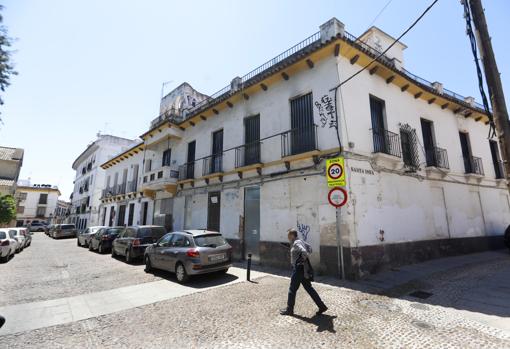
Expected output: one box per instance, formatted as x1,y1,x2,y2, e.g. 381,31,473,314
89,227,124,253
144,230,232,283
111,225,166,263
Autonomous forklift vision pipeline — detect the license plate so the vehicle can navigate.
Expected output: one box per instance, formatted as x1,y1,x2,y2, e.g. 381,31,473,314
208,253,225,262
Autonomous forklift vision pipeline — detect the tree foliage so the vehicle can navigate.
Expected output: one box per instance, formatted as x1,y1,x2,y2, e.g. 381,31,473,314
0,194,16,224
0,5,16,120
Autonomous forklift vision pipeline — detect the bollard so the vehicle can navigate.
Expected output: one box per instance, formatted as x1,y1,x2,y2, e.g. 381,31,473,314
247,253,252,281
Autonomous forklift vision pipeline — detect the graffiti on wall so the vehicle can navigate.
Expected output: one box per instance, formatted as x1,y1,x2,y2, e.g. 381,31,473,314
314,94,337,129
297,221,311,242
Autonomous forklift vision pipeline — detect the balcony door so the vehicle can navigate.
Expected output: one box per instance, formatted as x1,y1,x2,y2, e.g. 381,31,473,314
244,115,260,166
186,141,195,179
421,119,435,166
290,93,315,155
459,132,472,173
211,130,223,173
370,96,387,153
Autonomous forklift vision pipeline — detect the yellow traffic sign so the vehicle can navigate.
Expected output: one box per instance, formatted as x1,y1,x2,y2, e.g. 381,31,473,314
326,157,346,187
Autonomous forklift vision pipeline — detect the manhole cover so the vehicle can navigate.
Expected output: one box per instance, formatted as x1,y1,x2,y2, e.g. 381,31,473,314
409,290,433,299
412,320,434,330
410,303,430,311
359,299,401,313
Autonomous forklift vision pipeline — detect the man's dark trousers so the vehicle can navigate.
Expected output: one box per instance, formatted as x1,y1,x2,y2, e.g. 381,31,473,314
287,264,325,311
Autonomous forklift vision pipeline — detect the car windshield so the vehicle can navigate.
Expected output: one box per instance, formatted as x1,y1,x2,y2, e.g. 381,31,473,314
61,225,75,229
194,234,227,248
0,231,6,239
139,227,166,239
107,228,123,235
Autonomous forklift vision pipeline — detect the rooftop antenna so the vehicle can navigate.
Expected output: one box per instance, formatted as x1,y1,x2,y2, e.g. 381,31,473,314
160,80,174,100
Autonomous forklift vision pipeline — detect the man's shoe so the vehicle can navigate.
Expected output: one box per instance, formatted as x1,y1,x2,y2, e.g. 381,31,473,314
280,308,294,316
316,305,328,315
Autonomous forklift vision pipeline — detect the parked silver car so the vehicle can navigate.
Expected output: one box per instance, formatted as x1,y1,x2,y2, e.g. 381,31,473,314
144,230,232,283
77,226,106,247
51,224,78,239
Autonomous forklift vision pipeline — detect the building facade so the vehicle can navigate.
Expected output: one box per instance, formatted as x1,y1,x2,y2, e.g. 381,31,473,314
0,146,24,196
52,200,71,224
99,18,510,279
70,134,137,230
15,182,61,226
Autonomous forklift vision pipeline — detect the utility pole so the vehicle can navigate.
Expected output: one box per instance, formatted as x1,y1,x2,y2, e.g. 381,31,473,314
468,0,510,190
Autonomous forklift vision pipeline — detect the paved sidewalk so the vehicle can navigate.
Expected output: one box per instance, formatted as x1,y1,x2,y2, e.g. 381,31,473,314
0,267,267,335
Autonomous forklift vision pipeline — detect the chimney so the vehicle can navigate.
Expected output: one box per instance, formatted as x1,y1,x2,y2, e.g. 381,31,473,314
230,76,243,92
320,18,345,43
464,96,475,106
432,82,443,94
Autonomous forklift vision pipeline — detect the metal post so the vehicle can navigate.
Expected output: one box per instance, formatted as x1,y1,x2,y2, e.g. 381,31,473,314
336,207,345,279
247,253,252,281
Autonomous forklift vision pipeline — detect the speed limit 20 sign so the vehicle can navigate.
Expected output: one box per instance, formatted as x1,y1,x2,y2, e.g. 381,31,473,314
326,157,346,187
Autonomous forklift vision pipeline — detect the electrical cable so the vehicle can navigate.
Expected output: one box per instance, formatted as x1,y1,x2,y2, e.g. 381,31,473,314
462,0,496,139
330,0,440,90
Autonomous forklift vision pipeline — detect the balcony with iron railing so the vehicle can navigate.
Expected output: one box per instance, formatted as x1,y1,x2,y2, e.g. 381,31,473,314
425,146,450,170
176,124,320,182
178,162,195,181
371,129,402,158
140,165,179,191
463,155,484,176
127,180,138,193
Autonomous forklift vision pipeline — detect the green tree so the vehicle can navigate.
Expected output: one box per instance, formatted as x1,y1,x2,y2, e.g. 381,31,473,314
0,194,16,225
0,5,16,121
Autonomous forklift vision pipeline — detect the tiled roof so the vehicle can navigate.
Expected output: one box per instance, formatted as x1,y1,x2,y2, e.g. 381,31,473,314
0,146,23,161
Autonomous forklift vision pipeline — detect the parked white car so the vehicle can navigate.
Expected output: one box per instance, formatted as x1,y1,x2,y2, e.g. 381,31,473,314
0,229,17,262
10,228,26,251
11,228,30,248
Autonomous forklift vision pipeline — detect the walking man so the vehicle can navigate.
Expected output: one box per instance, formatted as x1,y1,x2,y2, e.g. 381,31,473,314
280,228,328,316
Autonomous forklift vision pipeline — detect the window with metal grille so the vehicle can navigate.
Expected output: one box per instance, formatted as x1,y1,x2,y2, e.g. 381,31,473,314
399,124,420,170
38,194,48,205
36,206,46,217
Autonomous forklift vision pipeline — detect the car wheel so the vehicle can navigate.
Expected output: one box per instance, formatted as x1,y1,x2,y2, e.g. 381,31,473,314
98,243,104,254
144,256,152,273
77,239,81,247
0,254,8,263
175,263,189,284
88,243,93,251
220,268,229,274
504,224,510,249
125,249,132,264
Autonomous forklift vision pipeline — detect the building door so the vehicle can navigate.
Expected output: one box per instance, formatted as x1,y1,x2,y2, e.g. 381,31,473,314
243,187,260,262
184,195,193,229
142,202,148,225
244,115,260,165
290,93,315,155
421,119,435,166
459,132,472,173
370,96,386,153
207,192,221,232
211,130,223,173
186,141,196,179
117,205,126,226
127,203,135,226
109,207,115,227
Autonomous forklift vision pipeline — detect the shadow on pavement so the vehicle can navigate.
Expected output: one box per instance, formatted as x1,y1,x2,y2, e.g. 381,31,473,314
292,313,337,333
234,251,510,319
149,269,239,289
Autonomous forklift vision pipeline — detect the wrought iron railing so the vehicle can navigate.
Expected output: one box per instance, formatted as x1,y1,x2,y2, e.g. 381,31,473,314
425,146,449,169
281,125,318,158
127,180,137,193
372,129,402,158
203,154,223,176
178,162,195,180
464,155,484,175
235,141,261,168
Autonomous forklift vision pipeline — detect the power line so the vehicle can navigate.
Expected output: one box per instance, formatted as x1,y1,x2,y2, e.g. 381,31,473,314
331,0,440,90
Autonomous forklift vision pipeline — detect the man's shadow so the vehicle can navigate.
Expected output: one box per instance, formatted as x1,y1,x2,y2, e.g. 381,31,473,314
291,314,337,333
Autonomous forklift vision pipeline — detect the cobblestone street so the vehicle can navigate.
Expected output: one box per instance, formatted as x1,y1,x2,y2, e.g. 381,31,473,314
1,233,510,348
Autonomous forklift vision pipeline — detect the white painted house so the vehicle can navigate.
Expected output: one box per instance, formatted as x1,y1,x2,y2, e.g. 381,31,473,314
99,18,510,279
15,181,61,226
70,134,137,230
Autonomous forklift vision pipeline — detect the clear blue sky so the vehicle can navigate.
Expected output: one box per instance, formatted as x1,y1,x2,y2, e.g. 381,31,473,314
1,0,509,199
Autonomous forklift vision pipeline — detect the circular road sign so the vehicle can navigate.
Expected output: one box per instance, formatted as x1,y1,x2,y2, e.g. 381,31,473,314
328,187,348,208
328,163,343,180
